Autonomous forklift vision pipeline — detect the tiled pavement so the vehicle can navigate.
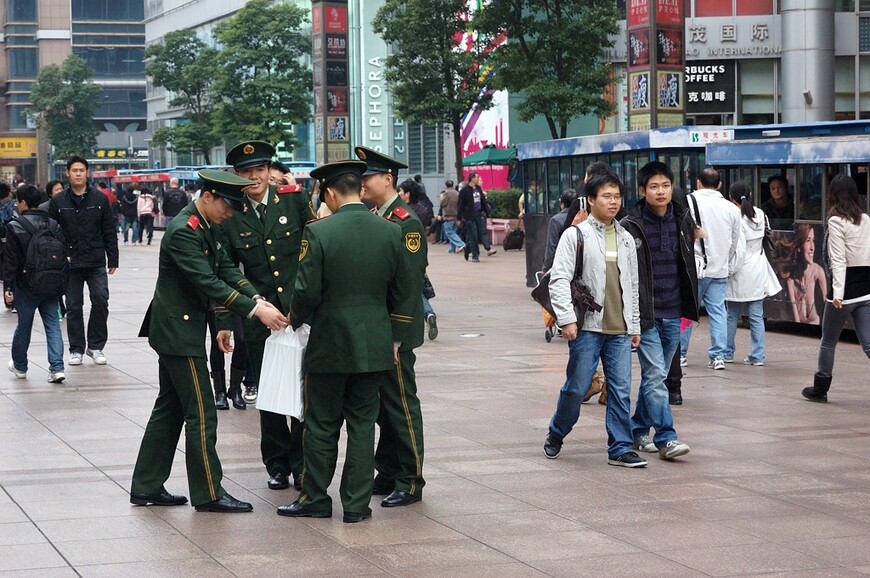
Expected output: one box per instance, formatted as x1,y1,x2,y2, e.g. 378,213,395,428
1,234,869,577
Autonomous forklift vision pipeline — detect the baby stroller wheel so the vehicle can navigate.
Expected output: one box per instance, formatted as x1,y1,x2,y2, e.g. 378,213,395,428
545,328,553,342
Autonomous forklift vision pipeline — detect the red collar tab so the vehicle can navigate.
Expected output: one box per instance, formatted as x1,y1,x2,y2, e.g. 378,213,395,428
277,184,302,194
186,215,200,230
392,206,411,221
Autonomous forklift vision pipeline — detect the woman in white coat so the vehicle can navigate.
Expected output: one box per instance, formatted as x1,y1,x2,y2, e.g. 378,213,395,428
724,181,782,365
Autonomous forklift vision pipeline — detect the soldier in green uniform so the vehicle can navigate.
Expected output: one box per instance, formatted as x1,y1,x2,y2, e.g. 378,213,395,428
130,170,289,513
276,160,415,523
355,146,427,507
217,141,316,492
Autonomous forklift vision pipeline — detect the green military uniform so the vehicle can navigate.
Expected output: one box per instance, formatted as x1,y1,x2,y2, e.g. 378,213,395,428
131,171,260,507
289,161,415,518
217,141,316,486
355,146,427,501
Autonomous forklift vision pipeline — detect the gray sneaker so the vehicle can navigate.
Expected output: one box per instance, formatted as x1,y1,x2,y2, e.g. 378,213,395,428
659,440,691,460
632,435,657,453
86,349,107,365
708,357,725,370
608,451,648,468
543,433,563,459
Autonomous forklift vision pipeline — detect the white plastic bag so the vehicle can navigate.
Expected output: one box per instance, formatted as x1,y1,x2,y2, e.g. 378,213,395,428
256,324,309,420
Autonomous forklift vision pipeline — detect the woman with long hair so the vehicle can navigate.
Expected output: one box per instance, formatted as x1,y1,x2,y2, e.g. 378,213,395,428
724,181,782,365
802,174,870,402
774,223,827,324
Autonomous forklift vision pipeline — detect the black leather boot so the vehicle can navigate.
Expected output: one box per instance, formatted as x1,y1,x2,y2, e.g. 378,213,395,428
802,373,831,403
228,366,246,409
212,370,229,410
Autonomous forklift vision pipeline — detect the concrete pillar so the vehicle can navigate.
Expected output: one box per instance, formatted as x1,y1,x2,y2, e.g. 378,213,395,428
780,0,835,123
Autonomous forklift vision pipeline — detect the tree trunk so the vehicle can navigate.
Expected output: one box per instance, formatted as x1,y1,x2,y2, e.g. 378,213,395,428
452,119,464,182
545,116,559,140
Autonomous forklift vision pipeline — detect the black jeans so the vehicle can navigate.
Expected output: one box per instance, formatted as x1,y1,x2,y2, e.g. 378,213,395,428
138,214,154,244
66,266,110,354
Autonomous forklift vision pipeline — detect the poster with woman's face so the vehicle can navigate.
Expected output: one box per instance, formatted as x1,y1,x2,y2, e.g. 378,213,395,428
766,223,827,325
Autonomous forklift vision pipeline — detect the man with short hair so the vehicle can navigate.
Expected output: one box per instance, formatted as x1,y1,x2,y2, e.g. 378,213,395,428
49,156,119,367
439,180,464,253
621,161,697,460
456,172,496,262
120,184,140,245
162,177,188,227
3,185,66,383
683,167,741,371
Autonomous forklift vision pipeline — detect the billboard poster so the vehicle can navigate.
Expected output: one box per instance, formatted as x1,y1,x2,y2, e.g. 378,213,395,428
629,29,649,67
325,4,347,33
629,113,651,131
627,0,649,28
657,28,682,65
328,116,349,142
315,117,324,143
766,224,826,326
630,72,650,110
657,70,682,109
326,34,347,58
327,88,348,114
655,0,682,26
312,3,322,34
326,61,348,86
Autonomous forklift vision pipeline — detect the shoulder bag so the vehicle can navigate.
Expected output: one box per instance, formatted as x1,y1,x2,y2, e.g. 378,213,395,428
689,194,707,279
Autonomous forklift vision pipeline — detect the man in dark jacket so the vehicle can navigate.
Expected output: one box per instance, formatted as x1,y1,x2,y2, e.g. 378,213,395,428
456,172,496,262
48,155,119,367
620,161,697,461
120,184,140,244
3,185,66,383
162,178,189,227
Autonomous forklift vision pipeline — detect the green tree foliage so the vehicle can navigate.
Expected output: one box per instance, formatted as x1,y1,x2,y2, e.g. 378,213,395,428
28,55,101,159
373,0,499,180
475,0,620,139
145,29,221,164
213,0,312,149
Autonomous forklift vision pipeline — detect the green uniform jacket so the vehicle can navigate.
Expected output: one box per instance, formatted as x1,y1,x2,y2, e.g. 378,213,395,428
382,196,427,351
139,202,259,356
215,185,315,340
290,203,415,373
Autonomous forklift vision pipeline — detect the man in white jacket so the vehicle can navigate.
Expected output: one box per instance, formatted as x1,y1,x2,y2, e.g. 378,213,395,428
684,168,741,370
542,169,644,467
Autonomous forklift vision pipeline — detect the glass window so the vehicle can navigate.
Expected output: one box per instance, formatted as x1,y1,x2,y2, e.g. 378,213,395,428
73,46,145,77
797,165,824,221
861,0,870,10
695,0,733,16
96,88,146,119
861,18,870,52
7,0,36,22
8,105,29,129
759,167,796,229
546,159,560,214
7,48,38,79
525,161,544,214
837,0,855,11
72,0,144,21
737,0,773,14
739,59,777,123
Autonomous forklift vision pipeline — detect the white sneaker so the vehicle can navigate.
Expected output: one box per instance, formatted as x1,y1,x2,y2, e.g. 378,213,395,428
743,358,764,366
48,371,66,383
659,440,691,460
68,353,83,366
708,357,725,370
8,359,26,379
679,355,688,367
86,349,107,365
632,435,657,453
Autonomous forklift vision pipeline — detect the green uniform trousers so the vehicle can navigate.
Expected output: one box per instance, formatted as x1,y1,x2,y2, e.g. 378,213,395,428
247,338,303,478
297,370,385,515
131,355,225,506
374,349,425,495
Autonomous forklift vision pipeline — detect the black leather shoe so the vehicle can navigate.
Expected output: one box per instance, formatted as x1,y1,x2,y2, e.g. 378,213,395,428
267,472,290,490
194,493,253,513
228,388,246,410
293,473,302,491
276,501,331,518
130,491,188,506
669,392,683,405
343,507,372,523
214,392,229,410
380,490,421,508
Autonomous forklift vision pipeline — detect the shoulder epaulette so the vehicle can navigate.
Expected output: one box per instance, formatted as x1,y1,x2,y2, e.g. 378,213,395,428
186,215,200,230
392,206,411,221
277,184,302,194
306,216,328,225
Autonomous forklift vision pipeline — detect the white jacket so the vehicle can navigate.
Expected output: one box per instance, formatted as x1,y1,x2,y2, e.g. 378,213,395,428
688,189,741,279
726,207,782,302
827,214,870,303
549,215,640,335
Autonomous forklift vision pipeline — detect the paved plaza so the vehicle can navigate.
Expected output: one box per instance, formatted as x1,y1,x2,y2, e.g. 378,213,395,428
1,234,869,577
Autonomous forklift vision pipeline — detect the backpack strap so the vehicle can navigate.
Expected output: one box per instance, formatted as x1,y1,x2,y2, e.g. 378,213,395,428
573,226,584,281
689,193,707,269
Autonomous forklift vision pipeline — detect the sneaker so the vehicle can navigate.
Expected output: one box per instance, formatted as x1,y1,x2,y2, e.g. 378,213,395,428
86,349,107,365
723,357,734,363
487,248,497,256
7,359,26,379
68,353,83,366
632,435,657,453
679,355,688,367
659,439,691,460
242,385,258,404
608,451,647,468
543,433,563,459
48,371,66,383
743,358,764,366
707,357,725,370
426,314,438,341
471,258,480,263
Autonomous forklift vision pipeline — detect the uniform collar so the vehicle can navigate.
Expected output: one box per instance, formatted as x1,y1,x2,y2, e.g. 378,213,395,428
376,194,400,217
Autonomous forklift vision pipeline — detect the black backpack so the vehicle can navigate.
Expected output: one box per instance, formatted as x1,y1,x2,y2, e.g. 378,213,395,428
16,216,69,298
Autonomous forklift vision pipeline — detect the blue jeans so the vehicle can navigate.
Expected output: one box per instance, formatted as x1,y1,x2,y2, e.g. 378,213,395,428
684,277,728,361
65,267,110,354
422,294,434,317
442,220,465,252
631,318,680,446
122,215,139,243
726,299,765,363
11,285,64,372
549,331,633,458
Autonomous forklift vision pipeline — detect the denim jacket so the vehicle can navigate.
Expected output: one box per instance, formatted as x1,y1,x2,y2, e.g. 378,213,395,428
549,214,640,335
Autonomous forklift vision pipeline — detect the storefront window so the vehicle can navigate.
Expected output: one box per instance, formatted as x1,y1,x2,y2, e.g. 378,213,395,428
739,59,777,124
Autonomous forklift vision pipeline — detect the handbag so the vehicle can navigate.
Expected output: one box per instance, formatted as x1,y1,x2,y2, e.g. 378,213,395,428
531,227,602,328
422,274,435,299
761,212,775,260
256,324,309,420
689,194,707,279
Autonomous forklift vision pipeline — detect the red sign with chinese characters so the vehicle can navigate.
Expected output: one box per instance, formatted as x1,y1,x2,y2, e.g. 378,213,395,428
325,5,347,33
628,0,649,28
656,0,682,26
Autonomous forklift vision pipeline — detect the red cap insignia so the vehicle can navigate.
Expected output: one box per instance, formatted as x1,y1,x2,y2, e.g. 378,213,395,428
186,215,200,230
392,207,411,221
277,184,302,194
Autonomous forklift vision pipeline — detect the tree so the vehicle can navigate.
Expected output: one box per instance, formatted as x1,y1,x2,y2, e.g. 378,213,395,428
373,0,499,180
29,55,102,159
145,29,221,164
212,0,312,149
475,0,620,139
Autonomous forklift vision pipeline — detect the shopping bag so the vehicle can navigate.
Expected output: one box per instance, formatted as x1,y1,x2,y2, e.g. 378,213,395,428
256,324,309,420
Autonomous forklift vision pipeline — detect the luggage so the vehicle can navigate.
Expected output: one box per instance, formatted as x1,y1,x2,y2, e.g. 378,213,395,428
502,227,525,250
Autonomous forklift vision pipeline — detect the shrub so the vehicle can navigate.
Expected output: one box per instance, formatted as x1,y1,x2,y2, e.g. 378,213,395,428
486,188,522,219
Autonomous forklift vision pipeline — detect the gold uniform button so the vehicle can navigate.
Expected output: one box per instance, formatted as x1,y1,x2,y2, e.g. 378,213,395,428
183,314,190,321
270,255,276,262
273,271,280,277
285,231,290,236
266,239,273,245
277,287,283,293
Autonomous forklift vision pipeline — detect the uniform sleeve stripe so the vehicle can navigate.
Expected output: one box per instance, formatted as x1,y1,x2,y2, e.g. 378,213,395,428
224,290,240,308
